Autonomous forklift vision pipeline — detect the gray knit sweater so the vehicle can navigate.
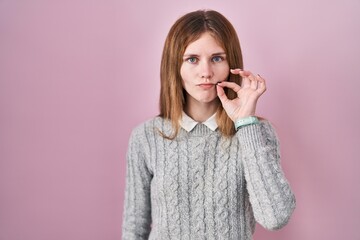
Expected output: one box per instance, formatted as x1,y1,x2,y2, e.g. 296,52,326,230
122,117,295,240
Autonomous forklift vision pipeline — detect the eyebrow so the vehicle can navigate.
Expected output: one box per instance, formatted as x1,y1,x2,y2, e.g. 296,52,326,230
183,52,226,57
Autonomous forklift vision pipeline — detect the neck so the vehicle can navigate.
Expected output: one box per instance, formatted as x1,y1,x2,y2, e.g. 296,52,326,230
184,98,219,122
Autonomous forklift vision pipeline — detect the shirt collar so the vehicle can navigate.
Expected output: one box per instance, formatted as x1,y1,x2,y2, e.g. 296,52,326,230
180,111,218,132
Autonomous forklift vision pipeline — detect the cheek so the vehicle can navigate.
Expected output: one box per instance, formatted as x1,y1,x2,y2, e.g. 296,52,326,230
180,64,193,84
180,65,188,88
216,64,230,79
180,65,185,80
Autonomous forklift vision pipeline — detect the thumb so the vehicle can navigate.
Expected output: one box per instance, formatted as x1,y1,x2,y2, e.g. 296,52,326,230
216,84,229,104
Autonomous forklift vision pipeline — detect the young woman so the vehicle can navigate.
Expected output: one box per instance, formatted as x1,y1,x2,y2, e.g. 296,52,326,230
122,10,296,240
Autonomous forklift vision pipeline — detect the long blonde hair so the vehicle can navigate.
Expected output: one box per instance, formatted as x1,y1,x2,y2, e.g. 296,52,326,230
159,10,243,138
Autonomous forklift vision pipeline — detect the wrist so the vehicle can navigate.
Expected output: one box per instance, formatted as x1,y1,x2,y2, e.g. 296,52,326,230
234,116,259,131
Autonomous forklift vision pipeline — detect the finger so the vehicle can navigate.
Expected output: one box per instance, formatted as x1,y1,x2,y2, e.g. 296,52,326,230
247,72,257,81
230,69,252,89
256,73,265,81
216,84,230,104
241,76,251,88
247,73,258,89
217,81,241,93
250,77,258,90
230,69,251,77
230,68,242,74
256,75,266,94
238,70,252,78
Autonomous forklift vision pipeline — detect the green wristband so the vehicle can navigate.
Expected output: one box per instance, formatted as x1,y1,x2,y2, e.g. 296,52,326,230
234,116,259,131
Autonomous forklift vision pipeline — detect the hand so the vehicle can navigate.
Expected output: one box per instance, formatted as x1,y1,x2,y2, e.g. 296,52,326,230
216,69,266,122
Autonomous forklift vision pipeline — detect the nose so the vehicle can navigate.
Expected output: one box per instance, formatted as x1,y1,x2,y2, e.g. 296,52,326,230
200,61,213,80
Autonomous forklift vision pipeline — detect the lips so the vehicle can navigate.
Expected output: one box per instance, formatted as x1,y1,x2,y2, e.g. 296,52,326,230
198,83,215,86
197,83,216,89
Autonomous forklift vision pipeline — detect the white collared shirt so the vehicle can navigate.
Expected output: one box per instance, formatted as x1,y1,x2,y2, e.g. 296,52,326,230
180,111,218,132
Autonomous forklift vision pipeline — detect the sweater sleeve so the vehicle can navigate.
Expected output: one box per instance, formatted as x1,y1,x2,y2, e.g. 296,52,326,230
237,121,296,230
122,126,153,239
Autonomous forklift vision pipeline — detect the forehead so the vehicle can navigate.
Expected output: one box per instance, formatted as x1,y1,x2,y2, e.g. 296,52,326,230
184,32,225,54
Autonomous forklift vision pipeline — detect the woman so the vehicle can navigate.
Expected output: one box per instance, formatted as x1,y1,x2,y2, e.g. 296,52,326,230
122,9,296,240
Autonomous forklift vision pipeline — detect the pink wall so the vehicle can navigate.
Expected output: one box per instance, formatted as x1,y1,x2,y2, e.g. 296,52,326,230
1,0,359,239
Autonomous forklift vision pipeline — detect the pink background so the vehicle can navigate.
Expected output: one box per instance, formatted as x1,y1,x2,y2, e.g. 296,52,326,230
1,0,359,239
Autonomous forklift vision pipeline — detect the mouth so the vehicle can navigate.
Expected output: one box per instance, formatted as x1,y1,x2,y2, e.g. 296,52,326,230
197,81,223,88
197,83,216,89
197,81,223,87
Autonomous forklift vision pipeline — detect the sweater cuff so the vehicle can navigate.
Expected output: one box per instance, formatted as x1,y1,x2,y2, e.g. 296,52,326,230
236,123,265,151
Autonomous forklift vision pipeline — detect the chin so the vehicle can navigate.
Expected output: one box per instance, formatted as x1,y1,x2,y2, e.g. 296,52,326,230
197,96,219,104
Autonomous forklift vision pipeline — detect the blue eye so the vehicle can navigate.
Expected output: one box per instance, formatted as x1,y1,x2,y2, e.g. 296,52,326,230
187,57,198,64
212,56,223,62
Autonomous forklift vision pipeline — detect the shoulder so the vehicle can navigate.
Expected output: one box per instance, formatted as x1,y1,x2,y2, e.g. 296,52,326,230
129,116,172,143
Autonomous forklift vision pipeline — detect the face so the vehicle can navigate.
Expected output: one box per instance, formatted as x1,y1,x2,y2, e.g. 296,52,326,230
180,32,230,108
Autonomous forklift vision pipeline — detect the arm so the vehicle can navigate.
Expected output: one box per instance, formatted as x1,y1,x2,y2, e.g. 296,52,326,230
217,69,296,229
122,127,153,239
238,121,296,230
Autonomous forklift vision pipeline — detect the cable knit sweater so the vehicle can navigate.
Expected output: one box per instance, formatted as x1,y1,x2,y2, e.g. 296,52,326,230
122,117,296,240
